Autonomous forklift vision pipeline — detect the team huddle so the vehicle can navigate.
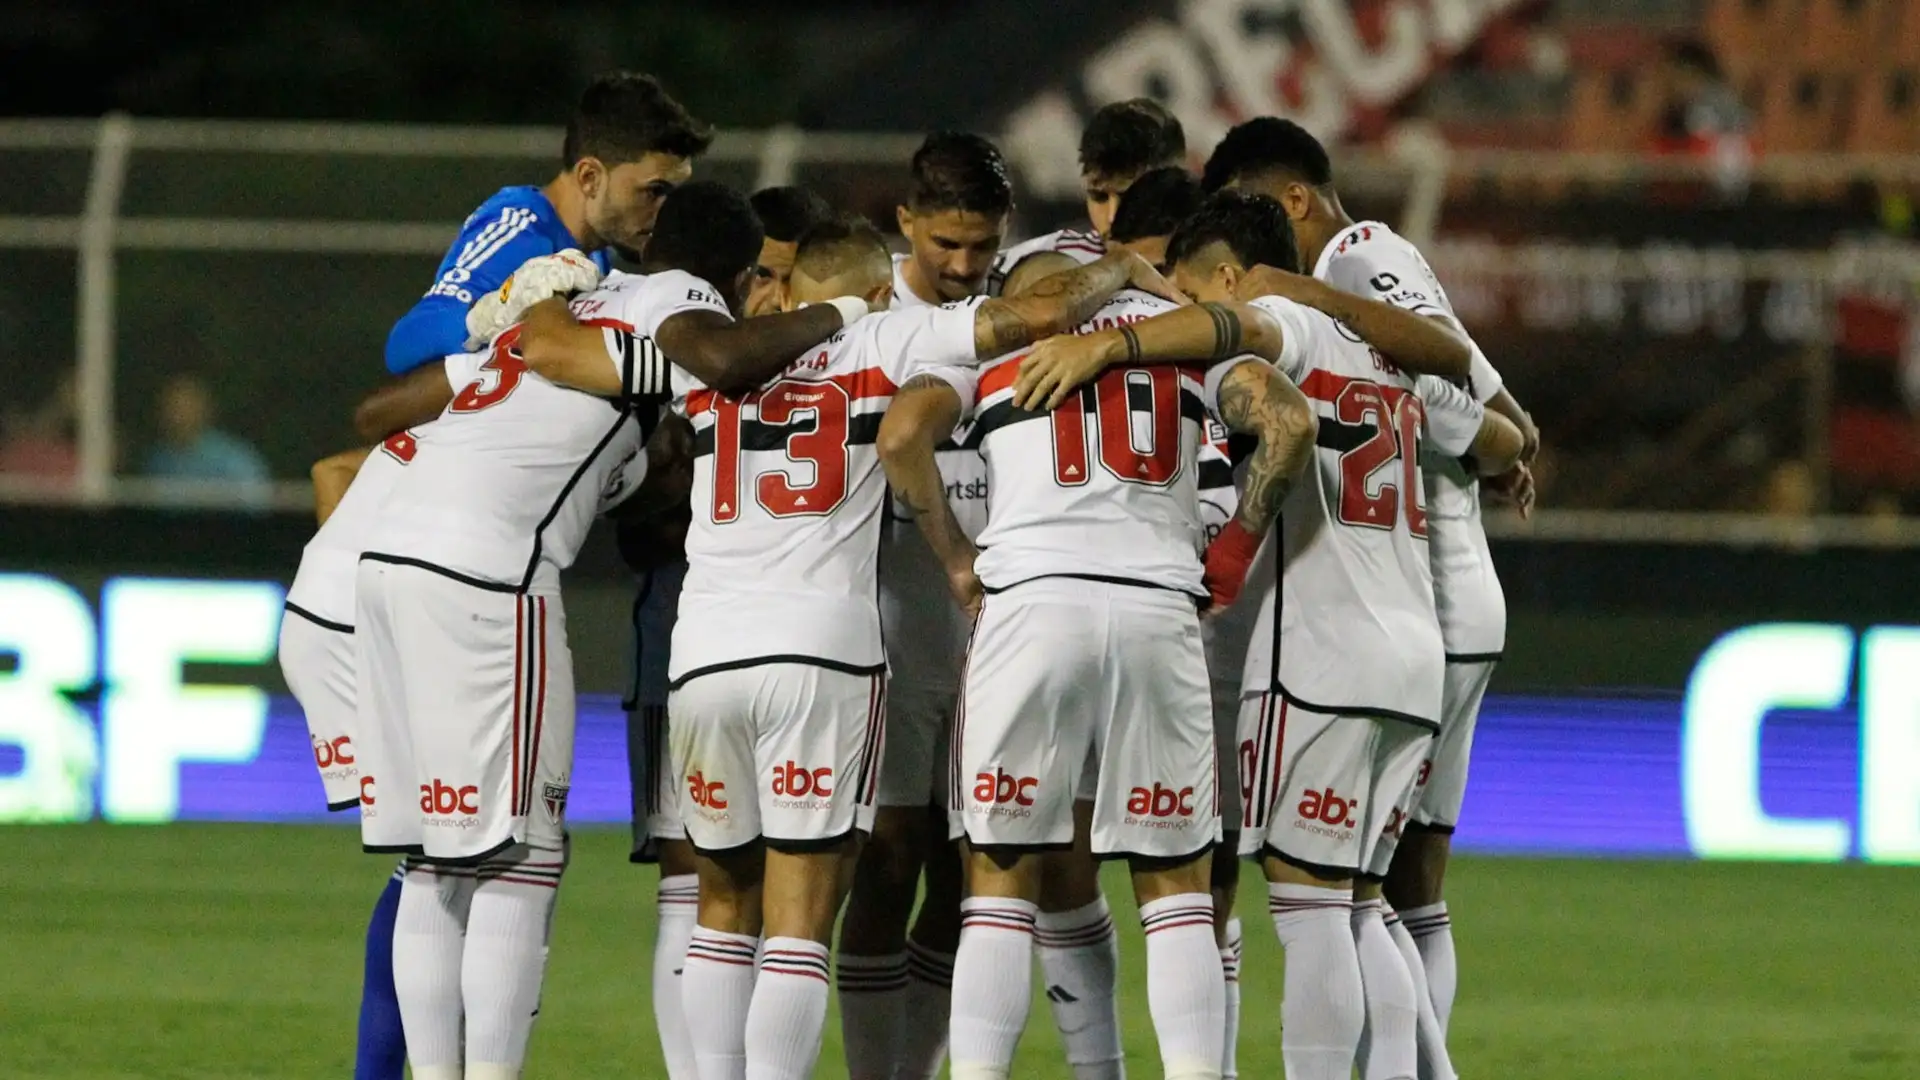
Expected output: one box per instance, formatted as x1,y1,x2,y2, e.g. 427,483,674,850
279,71,1537,1080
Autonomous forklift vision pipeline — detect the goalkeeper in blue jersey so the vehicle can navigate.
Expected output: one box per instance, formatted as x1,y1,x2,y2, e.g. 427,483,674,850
382,71,713,374
348,71,711,1080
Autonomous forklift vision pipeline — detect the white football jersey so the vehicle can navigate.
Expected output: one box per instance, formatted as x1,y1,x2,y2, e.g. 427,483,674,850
987,227,1106,296
973,288,1241,596
359,268,693,593
1315,221,1507,657
1220,295,1485,726
667,299,981,685
284,355,485,629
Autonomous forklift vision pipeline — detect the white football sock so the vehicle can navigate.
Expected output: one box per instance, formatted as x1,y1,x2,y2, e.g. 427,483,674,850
1221,917,1244,1080
682,926,758,1080
745,937,833,1080
1401,902,1456,1032
463,851,564,1072
1352,898,1418,1080
392,863,475,1073
898,938,956,1080
835,951,908,1080
1268,882,1365,1080
654,874,701,1080
949,897,1038,1080
1035,896,1125,1080
1386,909,1457,1080
1139,893,1225,1080
409,1068,461,1080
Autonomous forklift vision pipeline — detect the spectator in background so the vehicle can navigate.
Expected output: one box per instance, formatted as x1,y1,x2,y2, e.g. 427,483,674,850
1651,38,1754,197
0,374,78,485
143,373,270,495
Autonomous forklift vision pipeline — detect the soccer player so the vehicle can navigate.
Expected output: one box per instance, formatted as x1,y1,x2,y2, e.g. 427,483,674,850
879,208,1321,1080
384,71,711,375
745,186,836,316
1019,191,1523,1080
1203,117,1541,1076
988,97,1188,294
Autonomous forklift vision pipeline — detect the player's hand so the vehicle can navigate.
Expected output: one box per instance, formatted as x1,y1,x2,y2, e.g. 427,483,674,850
1235,264,1328,307
1202,518,1264,611
945,554,984,619
464,249,602,349
1013,332,1115,412
1484,462,1536,520
1517,412,1542,465
1122,251,1189,306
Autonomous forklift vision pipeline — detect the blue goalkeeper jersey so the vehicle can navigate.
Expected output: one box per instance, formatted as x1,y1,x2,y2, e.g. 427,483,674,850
384,185,614,374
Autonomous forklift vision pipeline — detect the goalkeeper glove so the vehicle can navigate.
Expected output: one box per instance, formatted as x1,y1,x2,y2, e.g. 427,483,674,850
464,249,602,350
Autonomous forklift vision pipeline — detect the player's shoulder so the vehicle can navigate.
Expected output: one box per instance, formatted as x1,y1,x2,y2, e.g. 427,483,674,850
1080,286,1175,330
461,185,558,231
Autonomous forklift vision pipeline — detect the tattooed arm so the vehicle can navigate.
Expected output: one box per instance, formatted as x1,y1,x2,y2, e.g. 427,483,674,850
1213,359,1318,535
970,249,1184,358
876,375,982,616
1012,299,1288,411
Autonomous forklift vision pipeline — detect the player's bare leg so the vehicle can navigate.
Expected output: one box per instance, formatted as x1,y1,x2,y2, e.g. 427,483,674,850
1263,855,1365,1080
652,837,701,1080
684,843,765,1080
748,838,859,1080
1035,799,1125,1080
1130,850,1227,1080
1212,838,1244,1080
949,849,1045,1080
899,813,965,1080
461,842,569,1080
1386,827,1456,1031
1351,875,1421,1080
837,805,931,1079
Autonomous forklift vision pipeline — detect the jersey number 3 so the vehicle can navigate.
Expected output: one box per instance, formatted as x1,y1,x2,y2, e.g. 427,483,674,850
711,380,852,521
450,328,527,414
1335,382,1428,538
1051,368,1182,487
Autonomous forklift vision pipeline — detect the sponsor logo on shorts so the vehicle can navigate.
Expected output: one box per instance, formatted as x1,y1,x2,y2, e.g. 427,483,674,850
1293,786,1360,840
1124,783,1197,829
542,779,570,824
311,735,356,781
359,775,377,813
1237,739,1257,818
1380,805,1407,842
420,779,482,830
973,769,1038,819
687,771,729,813
770,761,834,812
1416,758,1432,787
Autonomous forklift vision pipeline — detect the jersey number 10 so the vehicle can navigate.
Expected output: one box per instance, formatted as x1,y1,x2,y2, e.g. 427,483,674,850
1050,368,1183,488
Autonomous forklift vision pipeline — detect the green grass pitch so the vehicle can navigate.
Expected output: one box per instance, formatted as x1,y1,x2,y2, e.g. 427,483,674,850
3,823,1915,1079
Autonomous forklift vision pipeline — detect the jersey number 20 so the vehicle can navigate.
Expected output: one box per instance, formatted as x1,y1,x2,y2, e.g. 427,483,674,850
711,380,851,521
1334,382,1428,538
1051,368,1182,487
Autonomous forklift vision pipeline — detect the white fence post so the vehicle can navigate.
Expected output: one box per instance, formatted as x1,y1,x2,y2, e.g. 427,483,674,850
75,112,134,505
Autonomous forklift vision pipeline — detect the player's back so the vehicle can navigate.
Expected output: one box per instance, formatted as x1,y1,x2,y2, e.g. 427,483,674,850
1237,295,1484,722
987,228,1105,295
670,301,980,685
972,288,1210,597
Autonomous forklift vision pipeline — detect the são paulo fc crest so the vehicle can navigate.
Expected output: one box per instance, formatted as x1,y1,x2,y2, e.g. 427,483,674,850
541,780,570,824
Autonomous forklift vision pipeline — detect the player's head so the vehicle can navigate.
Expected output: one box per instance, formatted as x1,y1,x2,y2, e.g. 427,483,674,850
785,218,894,312
1199,117,1341,248
1105,166,1202,273
1079,98,1187,236
1166,190,1300,304
562,72,715,259
747,186,836,317
895,131,1012,302
640,181,764,317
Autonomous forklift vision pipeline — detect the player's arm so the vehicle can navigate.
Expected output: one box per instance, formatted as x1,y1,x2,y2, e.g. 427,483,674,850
876,376,982,616
1236,266,1470,377
1200,360,1318,609
1469,410,1525,478
1012,300,1288,411
653,304,859,395
309,447,371,526
351,364,456,441
972,250,1184,359
383,209,556,374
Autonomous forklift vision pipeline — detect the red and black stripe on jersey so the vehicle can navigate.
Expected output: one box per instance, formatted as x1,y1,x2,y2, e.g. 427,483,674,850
968,358,1209,440
1297,367,1431,460
683,366,899,458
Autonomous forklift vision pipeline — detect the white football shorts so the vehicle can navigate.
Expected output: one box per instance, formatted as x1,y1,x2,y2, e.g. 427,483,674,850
668,663,885,854
354,560,575,862
1236,692,1433,879
278,608,363,812
952,578,1219,861
1409,658,1497,832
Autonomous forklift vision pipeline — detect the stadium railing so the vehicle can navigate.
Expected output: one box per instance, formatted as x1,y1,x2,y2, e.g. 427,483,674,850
1,115,1916,543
